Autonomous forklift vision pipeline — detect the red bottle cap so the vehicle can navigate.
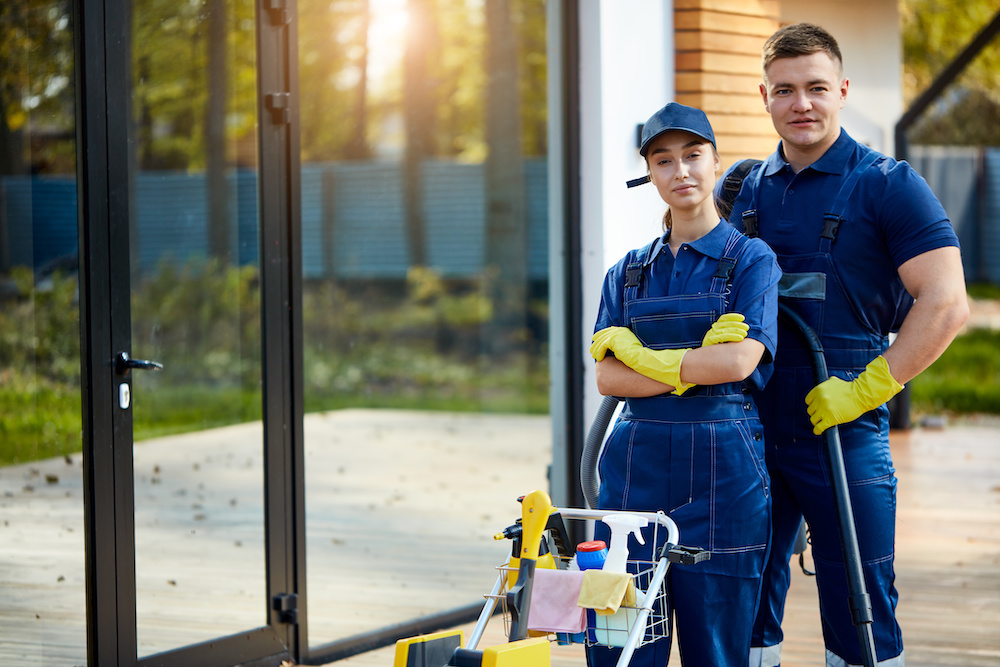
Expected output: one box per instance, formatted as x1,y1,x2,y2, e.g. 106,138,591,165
577,540,607,552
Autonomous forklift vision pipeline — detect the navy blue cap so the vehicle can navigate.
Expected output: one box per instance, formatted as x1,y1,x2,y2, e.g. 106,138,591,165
638,102,716,157
627,103,716,188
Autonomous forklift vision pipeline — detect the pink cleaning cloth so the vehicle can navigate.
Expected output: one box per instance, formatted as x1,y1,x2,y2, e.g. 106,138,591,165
526,569,587,633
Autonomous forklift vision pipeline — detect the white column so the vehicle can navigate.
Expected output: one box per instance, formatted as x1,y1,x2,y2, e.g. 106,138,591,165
579,0,675,448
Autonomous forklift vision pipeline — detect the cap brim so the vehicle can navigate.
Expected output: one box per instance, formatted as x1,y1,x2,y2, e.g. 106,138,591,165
639,127,716,157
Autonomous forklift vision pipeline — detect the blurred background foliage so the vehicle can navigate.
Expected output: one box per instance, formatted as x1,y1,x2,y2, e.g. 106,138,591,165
0,261,550,465
901,0,1000,145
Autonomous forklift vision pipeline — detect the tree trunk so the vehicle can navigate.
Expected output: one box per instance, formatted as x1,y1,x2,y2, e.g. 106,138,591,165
206,0,229,263
484,0,527,352
403,0,436,267
345,0,371,160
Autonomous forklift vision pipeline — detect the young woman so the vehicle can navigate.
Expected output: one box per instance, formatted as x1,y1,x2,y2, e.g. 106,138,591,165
588,103,780,666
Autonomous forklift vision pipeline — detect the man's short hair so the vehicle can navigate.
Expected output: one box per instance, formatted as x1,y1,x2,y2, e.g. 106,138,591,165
762,23,843,80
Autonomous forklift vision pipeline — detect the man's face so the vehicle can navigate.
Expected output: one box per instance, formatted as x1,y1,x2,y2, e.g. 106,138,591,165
760,51,848,165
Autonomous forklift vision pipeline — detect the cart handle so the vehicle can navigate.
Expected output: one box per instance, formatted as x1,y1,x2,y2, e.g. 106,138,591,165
553,508,680,549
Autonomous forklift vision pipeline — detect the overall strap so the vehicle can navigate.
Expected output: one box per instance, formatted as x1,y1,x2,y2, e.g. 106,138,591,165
717,158,761,221
708,228,749,303
740,160,768,238
623,237,664,305
819,150,882,253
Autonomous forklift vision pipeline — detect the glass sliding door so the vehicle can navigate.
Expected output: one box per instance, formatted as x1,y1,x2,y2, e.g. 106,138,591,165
0,1,86,665
296,0,553,651
75,0,297,662
127,0,268,657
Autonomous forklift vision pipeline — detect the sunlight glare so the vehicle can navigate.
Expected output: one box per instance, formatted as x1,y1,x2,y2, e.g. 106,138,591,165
367,0,410,91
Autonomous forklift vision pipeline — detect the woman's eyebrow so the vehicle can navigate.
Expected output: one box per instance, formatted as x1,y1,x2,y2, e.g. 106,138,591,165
649,140,705,156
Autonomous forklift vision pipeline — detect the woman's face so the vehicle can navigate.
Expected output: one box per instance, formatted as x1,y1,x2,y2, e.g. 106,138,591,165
645,130,720,212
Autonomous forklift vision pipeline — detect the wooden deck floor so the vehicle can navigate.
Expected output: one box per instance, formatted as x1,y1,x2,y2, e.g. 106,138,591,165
1,412,997,666
336,420,1000,667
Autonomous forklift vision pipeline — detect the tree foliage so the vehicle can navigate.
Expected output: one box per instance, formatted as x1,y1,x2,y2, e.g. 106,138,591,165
132,0,258,169
0,0,548,171
902,0,1000,145
298,0,374,161
297,0,546,163
0,0,75,175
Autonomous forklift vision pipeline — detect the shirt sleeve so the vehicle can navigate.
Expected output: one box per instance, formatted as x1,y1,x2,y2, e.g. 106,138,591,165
876,159,960,269
728,237,781,364
593,254,632,333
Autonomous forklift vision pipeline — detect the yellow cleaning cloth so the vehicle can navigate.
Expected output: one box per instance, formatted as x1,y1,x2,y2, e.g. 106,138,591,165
577,570,636,616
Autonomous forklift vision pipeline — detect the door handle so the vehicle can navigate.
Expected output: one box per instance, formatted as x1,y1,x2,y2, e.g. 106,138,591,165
115,351,164,376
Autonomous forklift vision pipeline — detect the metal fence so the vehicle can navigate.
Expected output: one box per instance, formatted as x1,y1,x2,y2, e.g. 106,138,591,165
909,145,1000,284
0,158,549,281
2,150,998,285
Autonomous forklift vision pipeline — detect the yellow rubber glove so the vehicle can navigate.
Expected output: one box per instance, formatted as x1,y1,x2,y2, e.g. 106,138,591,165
589,326,633,362
701,313,749,347
590,326,694,395
805,356,904,435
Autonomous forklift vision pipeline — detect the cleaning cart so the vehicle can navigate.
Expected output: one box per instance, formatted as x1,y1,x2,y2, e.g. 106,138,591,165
395,489,709,667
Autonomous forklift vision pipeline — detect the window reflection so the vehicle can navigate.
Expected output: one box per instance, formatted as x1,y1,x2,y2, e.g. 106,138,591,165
299,0,549,413
0,1,86,664
129,0,267,655
299,0,552,645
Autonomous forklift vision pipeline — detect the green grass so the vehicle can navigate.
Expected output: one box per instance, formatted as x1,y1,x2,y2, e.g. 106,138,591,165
0,356,549,466
909,327,1000,416
967,282,1000,301
0,290,995,468
0,383,82,465
132,369,548,444
133,386,264,441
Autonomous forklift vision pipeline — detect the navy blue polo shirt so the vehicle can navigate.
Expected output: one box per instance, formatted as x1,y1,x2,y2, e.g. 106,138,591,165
721,130,960,336
594,221,781,389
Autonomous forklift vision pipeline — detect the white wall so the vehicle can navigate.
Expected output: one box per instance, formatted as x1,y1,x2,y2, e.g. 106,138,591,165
578,0,675,440
780,0,902,155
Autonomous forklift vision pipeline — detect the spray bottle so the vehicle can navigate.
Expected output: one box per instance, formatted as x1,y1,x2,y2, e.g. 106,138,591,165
600,514,648,573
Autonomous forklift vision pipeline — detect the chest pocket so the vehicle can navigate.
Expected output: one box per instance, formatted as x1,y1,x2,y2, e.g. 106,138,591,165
624,230,748,350
629,294,725,349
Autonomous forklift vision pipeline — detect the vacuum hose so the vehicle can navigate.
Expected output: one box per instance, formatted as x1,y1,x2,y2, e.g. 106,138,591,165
778,302,877,667
581,395,621,509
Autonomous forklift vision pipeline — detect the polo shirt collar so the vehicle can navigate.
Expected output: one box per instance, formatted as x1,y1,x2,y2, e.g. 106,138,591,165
647,220,731,265
644,234,668,266
687,220,733,260
767,128,854,176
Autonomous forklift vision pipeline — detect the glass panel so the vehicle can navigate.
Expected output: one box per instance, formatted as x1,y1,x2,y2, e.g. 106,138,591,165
297,0,552,645
0,2,86,665
129,0,266,656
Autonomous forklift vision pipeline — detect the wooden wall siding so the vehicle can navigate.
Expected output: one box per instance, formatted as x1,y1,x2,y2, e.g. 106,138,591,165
674,0,781,167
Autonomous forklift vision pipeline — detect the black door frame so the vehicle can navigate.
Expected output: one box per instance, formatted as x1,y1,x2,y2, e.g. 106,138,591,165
257,0,308,660
76,0,303,664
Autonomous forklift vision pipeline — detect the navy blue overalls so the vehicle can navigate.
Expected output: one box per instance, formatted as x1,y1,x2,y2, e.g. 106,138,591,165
736,148,905,667
589,223,778,667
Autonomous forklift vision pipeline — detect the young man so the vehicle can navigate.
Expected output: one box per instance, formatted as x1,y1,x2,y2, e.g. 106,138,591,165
718,23,970,667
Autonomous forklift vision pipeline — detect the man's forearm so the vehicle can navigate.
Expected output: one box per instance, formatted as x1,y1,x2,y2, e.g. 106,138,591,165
883,247,969,384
